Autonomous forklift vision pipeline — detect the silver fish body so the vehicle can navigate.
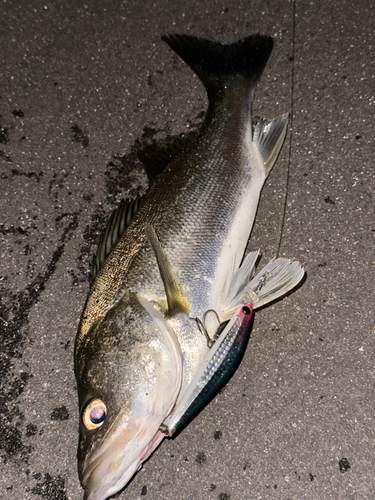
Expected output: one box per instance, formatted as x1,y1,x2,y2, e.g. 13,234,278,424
75,34,294,500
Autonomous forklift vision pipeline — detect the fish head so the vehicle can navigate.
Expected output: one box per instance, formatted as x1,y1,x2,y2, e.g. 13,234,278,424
75,292,183,500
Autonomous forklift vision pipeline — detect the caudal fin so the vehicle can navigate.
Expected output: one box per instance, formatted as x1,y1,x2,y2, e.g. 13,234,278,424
162,34,273,100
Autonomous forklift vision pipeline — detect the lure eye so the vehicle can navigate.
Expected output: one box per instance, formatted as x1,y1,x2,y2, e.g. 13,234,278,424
82,398,107,430
242,305,251,315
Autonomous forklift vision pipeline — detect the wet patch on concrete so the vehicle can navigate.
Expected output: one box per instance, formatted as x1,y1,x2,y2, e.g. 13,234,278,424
50,406,70,421
195,451,207,465
31,473,68,500
213,430,222,440
71,124,89,148
0,211,80,466
218,493,230,500
339,458,351,473
141,485,147,496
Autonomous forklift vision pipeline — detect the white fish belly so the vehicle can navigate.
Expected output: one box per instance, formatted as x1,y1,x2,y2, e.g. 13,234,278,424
209,142,265,314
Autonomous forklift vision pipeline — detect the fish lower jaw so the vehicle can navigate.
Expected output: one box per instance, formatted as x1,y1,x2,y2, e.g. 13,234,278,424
81,423,166,500
138,429,165,463
83,460,139,500
82,450,143,500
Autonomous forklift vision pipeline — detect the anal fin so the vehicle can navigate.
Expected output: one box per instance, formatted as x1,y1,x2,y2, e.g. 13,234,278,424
220,251,259,315
220,256,304,321
244,258,304,309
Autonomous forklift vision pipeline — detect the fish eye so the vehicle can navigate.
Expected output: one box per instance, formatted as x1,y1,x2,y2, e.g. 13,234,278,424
82,398,107,430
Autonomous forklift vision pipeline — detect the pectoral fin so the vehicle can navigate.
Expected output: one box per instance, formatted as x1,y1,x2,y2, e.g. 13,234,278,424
144,224,191,316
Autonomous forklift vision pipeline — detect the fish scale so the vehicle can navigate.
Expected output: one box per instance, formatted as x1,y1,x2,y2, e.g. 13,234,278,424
77,119,254,361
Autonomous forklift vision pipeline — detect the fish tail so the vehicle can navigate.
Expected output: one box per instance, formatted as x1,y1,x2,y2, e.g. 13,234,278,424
162,34,288,175
161,34,273,100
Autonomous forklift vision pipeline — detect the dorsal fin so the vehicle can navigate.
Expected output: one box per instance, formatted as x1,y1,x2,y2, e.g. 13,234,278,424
92,196,144,279
144,224,190,316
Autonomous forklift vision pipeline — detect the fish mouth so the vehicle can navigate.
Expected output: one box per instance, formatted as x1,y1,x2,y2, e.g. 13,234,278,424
81,418,165,500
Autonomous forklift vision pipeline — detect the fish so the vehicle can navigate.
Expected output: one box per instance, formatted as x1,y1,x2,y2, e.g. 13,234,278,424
74,34,304,500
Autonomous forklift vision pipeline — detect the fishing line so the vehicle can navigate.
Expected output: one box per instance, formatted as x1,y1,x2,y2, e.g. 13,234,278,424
277,0,296,258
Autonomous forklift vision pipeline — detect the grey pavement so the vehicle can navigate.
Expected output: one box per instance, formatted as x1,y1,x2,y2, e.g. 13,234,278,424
0,1,374,499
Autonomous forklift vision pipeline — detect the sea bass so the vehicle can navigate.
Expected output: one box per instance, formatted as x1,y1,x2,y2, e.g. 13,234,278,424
74,34,304,500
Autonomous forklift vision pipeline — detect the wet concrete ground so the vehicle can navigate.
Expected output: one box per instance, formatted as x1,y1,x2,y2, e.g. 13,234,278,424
0,0,374,499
